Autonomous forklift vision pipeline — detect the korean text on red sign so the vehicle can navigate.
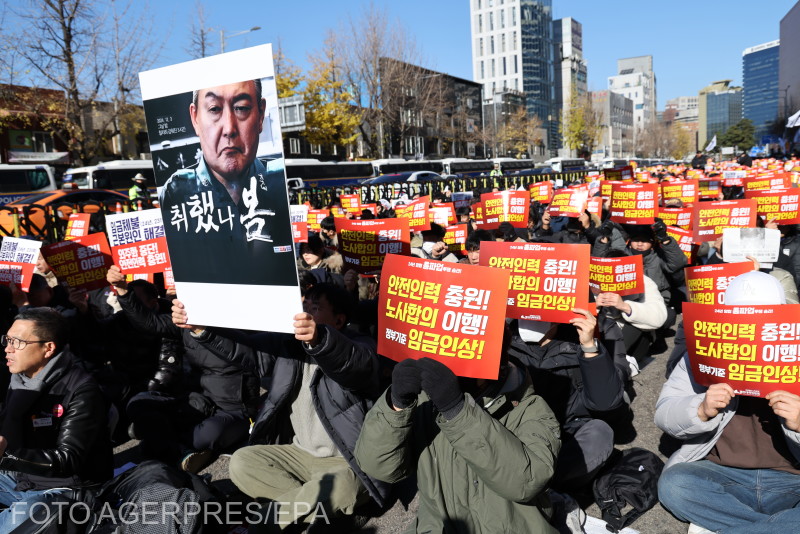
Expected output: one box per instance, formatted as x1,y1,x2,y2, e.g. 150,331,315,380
589,255,644,296
335,218,410,274
42,233,114,291
377,254,509,379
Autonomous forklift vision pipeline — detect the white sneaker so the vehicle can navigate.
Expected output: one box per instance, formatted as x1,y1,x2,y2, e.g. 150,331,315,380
626,355,640,377
687,524,715,534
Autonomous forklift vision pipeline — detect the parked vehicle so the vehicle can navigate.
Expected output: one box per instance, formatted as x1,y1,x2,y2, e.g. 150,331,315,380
63,160,156,195
0,164,57,205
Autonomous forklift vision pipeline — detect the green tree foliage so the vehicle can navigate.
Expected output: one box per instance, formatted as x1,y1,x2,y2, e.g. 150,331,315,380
273,43,303,99
719,118,756,149
560,87,600,158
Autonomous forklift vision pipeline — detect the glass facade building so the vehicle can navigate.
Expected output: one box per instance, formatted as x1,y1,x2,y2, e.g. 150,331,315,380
706,90,743,140
742,41,780,141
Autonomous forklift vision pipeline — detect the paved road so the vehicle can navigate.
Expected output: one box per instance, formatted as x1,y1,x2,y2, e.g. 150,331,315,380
115,322,688,533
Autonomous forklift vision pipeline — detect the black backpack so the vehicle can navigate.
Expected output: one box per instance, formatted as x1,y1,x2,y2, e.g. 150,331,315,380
592,448,664,532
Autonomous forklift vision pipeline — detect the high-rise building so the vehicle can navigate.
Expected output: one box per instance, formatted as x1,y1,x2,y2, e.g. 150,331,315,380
698,80,743,146
779,2,800,121
743,40,780,141
470,0,557,154
553,17,587,151
591,90,634,158
608,56,657,132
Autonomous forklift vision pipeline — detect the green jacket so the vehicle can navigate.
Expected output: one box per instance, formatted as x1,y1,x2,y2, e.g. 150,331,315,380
354,367,561,534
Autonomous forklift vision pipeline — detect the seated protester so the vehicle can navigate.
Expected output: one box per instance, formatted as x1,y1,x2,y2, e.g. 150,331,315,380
549,211,600,245
297,233,344,275
108,269,258,475
595,251,668,372
459,229,495,265
656,271,800,534
172,284,390,531
507,310,628,493
0,308,112,527
593,218,687,308
411,222,459,262
319,216,338,248
354,353,561,533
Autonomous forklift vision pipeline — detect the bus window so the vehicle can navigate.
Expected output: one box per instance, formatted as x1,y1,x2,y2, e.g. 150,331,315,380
93,168,155,190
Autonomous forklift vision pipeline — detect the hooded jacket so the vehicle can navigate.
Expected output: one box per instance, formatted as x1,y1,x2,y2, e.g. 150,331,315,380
354,365,561,534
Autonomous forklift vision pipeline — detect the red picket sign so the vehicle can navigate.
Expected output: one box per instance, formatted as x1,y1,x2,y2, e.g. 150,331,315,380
658,207,693,230
698,178,722,199
335,218,411,274
609,183,658,225
660,179,699,205
589,255,644,296
479,190,530,230
396,196,431,231
292,222,309,244
743,175,791,192
685,262,755,305
429,204,456,227
307,209,329,232
0,262,35,292
744,189,800,225
112,237,172,275
603,166,633,181
340,194,361,213
548,188,588,218
601,180,623,200
65,213,92,240
691,199,758,242
42,233,114,291
444,225,468,254
378,254,509,379
480,241,590,323
666,227,695,264
529,181,554,204
684,302,800,397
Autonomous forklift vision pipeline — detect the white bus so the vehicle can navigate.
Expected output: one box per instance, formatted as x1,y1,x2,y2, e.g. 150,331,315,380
0,164,57,205
63,160,155,194
544,157,587,173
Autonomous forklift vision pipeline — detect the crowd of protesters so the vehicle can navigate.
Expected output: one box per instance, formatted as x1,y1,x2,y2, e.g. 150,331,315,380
0,156,799,533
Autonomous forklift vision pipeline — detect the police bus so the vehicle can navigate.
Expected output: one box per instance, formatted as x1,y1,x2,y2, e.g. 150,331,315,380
63,160,156,194
544,157,587,173
0,164,57,205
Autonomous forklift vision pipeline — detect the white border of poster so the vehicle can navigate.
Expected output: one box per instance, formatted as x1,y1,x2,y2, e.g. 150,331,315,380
139,44,301,333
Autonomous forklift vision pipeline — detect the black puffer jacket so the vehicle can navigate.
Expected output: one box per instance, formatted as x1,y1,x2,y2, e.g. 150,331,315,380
117,291,259,416
0,351,113,490
196,324,392,509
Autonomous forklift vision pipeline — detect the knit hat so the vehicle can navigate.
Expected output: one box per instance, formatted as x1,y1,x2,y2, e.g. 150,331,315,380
723,271,786,306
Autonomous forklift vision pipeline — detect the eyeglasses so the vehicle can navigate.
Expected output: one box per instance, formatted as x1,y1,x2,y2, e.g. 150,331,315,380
1,335,47,350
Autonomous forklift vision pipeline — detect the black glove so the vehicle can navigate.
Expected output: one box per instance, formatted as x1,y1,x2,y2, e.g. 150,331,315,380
652,218,669,242
418,358,464,419
390,359,422,409
599,220,614,239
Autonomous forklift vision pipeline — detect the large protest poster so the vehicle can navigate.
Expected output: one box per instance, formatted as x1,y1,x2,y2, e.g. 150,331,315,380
480,190,529,230
659,207,693,230
684,302,800,397
548,188,588,218
660,179,699,205
139,44,301,332
42,233,114,291
106,209,171,275
609,183,658,225
65,213,92,240
589,255,644,296
0,237,41,291
685,262,754,305
395,196,431,231
691,199,757,242
378,254,509,379
429,204,456,227
335,218,410,274
444,225,468,254
743,175,791,192
529,181,554,204
480,241,590,323
744,189,800,225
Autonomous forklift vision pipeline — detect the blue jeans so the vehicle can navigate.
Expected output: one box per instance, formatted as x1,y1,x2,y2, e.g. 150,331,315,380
0,472,68,533
659,460,800,534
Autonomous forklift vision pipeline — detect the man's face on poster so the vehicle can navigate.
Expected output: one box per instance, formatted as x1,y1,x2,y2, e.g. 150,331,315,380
190,81,266,183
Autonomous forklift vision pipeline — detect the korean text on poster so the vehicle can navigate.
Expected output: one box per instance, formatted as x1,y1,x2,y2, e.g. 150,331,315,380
429,204,456,227
603,166,633,181
289,204,309,244
444,225,468,254
107,210,171,275
377,254,509,379
660,179,699,205
589,255,644,296
335,218,410,274
307,209,329,232
666,226,695,264
684,302,800,397
745,189,800,225
65,213,92,240
529,181,554,204
743,176,791,192
609,183,658,225
480,190,529,230
42,233,114,291
0,237,41,292
698,178,722,199
395,196,431,231
691,199,757,242
659,208,693,230
548,188,588,218
480,241,590,323
340,194,361,213
685,262,754,305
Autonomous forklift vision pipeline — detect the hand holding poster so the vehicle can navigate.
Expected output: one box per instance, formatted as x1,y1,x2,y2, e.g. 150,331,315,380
744,189,800,225
0,237,41,291
335,218,410,273
589,255,644,296
42,233,114,291
609,183,658,225
480,241,590,323
685,262,754,305
480,190,529,230
548,188,588,218
378,254,509,379
106,209,171,274
691,199,757,242
684,302,800,397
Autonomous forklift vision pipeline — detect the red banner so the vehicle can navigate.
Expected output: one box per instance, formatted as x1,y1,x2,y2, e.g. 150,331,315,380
42,233,114,291
744,189,800,225
743,176,791,192
601,180,623,200
530,181,554,204
307,209,329,232
65,213,92,240
396,196,431,231
586,197,603,219
692,199,758,242
377,254,509,379
684,302,800,397
0,262,35,292
589,255,644,296
666,226,694,264
661,180,699,205
112,237,172,274
658,207,693,230
609,183,658,225
335,218,411,274
480,241,590,323
429,204,456,227
479,190,530,230
698,178,722,199
603,166,633,181
548,188,588,218
444,225,468,254
340,194,361,213
685,262,755,305
292,222,309,244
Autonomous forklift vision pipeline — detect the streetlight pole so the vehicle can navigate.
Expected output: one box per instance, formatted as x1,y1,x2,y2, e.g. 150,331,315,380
220,26,261,54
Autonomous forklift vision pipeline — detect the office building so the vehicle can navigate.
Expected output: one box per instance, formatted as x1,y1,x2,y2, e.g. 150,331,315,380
608,56,657,132
743,40,780,141
698,80,743,146
591,90,634,158
779,2,800,121
553,17,588,150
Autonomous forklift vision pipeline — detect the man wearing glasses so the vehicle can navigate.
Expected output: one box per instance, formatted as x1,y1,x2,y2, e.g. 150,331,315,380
0,308,112,527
